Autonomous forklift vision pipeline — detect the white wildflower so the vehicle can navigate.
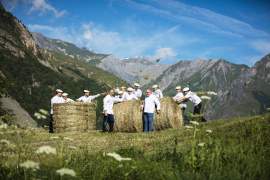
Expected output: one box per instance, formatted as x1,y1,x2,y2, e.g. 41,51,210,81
68,146,77,150
207,91,217,96
39,109,49,115
34,112,42,120
63,137,73,141
36,145,56,155
56,168,76,177
41,115,47,119
201,96,211,100
20,160,39,170
107,152,132,162
198,142,205,147
0,123,8,129
206,129,213,134
190,121,199,126
184,125,193,129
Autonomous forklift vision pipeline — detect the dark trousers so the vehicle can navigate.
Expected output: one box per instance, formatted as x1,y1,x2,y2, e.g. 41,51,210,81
49,114,54,133
193,103,202,115
143,113,154,132
103,114,115,132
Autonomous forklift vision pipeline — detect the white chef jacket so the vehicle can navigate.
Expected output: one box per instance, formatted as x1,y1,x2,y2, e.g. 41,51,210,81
50,95,64,114
184,91,201,106
173,92,187,108
122,92,138,101
134,89,142,98
77,94,100,103
143,94,160,113
64,98,74,103
153,89,163,99
103,95,123,115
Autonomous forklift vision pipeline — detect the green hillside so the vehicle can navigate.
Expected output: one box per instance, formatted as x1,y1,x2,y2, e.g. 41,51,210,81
0,113,269,179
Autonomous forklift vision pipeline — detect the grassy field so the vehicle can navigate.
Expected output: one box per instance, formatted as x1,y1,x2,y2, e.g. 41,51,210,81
0,114,270,180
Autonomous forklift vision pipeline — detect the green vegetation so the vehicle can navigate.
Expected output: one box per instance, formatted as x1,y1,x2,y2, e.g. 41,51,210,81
0,114,269,179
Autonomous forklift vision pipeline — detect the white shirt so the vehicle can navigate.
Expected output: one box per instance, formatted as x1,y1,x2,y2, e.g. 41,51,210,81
184,91,201,106
143,94,160,113
153,89,163,99
77,94,100,103
173,92,187,108
50,95,65,114
122,92,138,101
134,89,142,98
103,95,123,114
64,98,74,103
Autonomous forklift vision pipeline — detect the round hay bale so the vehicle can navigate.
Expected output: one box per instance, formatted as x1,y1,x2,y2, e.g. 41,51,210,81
154,97,183,130
113,100,143,132
113,97,183,132
53,102,96,133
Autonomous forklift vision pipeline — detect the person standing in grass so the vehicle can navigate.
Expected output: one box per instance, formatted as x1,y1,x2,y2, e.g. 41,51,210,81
50,89,64,133
103,89,123,132
141,89,160,132
182,87,202,115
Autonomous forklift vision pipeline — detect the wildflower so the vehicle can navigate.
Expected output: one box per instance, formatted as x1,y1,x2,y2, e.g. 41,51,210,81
68,146,77,150
201,96,211,100
184,125,193,129
20,160,39,170
39,109,49,115
107,152,132,161
190,121,199,126
207,91,217,96
56,168,76,177
206,129,213,134
0,123,8,129
36,145,56,155
63,137,73,141
198,142,205,147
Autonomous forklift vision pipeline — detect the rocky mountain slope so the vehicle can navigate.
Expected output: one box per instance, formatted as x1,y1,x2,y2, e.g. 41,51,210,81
0,4,125,127
148,56,270,120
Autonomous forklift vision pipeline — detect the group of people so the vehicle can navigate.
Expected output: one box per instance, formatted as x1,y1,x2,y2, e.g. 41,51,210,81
50,83,203,133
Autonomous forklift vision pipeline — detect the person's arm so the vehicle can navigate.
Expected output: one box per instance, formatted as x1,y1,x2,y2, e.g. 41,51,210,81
103,97,109,116
89,94,100,101
160,90,164,99
76,96,83,102
154,97,161,113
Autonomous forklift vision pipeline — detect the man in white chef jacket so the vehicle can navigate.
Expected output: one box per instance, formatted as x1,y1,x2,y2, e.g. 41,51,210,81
152,84,163,99
103,89,123,132
133,83,142,99
77,90,101,103
122,87,138,101
50,89,65,133
141,89,160,132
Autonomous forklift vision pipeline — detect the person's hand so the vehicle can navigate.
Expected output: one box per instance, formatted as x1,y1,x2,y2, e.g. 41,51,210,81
140,105,144,111
156,110,160,114
101,92,107,96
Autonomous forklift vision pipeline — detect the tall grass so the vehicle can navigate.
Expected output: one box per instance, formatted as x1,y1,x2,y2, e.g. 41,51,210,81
0,114,269,179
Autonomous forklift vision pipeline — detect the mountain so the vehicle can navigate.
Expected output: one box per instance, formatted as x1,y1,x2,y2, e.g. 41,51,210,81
0,4,125,127
96,56,170,85
148,56,270,120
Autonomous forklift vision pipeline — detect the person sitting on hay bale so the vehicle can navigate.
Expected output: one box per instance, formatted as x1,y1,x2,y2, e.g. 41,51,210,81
152,84,163,99
122,87,138,101
62,93,74,103
50,89,65,133
103,89,123,132
133,83,142,98
141,89,160,132
77,90,101,103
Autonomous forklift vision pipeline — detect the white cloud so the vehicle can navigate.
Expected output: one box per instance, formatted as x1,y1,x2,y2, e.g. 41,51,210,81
251,40,270,54
29,0,66,17
151,48,176,60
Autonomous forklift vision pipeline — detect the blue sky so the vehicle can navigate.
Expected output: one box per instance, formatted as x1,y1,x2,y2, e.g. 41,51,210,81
2,0,270,65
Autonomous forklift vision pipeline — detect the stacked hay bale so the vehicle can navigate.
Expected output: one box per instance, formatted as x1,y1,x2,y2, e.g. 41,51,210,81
53,102,96,133
113,100,143,132
113,97,183,132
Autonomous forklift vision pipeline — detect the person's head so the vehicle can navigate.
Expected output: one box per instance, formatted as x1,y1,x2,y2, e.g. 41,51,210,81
127,87,133,94
62,93,68,100
182,87,190,95
83,90,90,96
152,84,158,90
175,86,182,93
118,91,123,97
56,89,63,96
109,89,115,96
146,89,152,97
121,86,126,92
134,83,140,89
